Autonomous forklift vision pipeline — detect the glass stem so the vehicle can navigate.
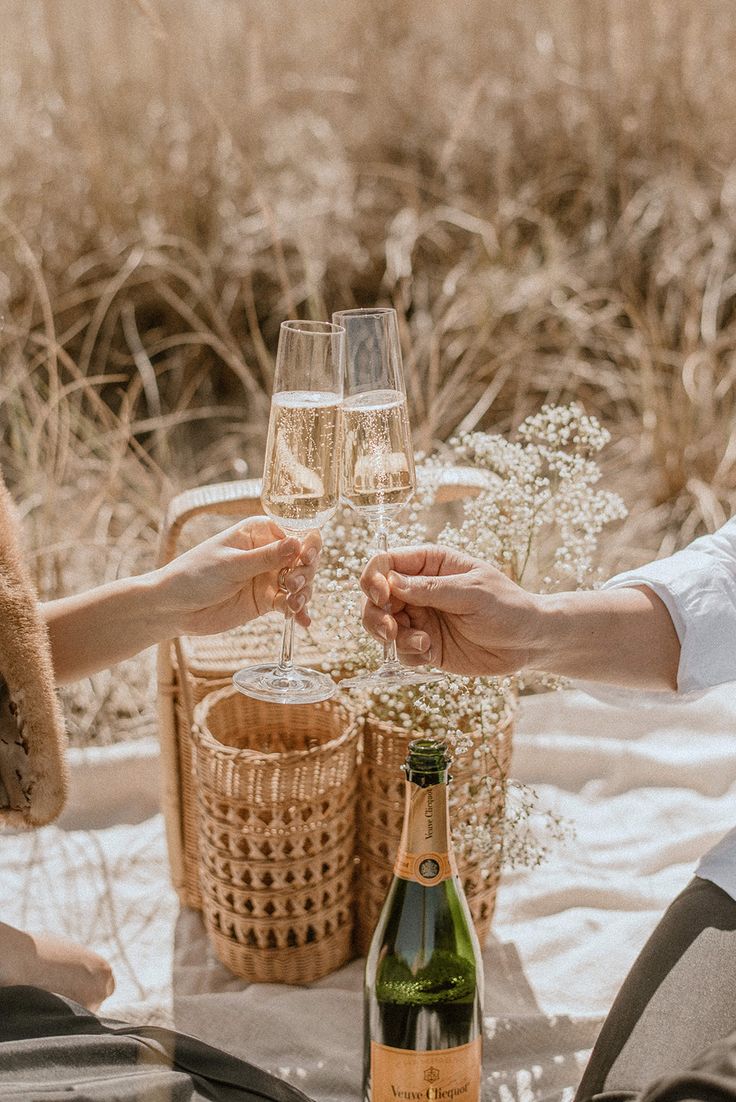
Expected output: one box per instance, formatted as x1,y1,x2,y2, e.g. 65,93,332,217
378,525,399,666
278,610,296,670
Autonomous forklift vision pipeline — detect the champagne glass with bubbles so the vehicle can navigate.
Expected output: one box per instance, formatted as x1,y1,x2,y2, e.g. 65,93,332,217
334,307,443,689
233,319,345,704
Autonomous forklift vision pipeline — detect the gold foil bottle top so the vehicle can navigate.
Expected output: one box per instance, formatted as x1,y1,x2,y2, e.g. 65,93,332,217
395,737,456,885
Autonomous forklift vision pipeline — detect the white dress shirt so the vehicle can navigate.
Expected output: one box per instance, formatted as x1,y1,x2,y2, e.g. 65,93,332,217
599,517,736,898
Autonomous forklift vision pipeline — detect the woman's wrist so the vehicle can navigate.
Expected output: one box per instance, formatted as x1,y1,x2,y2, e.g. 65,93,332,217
42,570,178,683
144,565,191,640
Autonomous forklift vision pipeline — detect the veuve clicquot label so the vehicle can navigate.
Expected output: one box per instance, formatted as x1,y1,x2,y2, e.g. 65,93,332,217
370,1037,481,1099
393,782,456,886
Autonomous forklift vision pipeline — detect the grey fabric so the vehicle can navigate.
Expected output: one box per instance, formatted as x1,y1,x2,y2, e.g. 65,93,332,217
577,877,736,1101
0,1035,196,1101
0,986,315,1102
587,1028,736,1102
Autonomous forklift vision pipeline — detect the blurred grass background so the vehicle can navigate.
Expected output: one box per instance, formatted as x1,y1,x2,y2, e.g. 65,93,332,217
2,0,736,738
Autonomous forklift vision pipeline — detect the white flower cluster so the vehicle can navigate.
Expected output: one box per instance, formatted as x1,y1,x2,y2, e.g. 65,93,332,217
310,403,624,871
436,402,627,587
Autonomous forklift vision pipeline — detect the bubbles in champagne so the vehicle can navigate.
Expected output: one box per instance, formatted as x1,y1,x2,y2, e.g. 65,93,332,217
262,391,341,531
341,388,415,518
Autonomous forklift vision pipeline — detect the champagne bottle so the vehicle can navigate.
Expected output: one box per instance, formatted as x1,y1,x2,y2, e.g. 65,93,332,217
364,738,484,1102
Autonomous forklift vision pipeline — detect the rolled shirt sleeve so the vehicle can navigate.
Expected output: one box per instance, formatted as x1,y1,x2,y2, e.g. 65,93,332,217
601,517,736,695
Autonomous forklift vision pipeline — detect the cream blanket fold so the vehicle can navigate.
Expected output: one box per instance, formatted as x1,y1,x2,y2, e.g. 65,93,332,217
0,472,67,827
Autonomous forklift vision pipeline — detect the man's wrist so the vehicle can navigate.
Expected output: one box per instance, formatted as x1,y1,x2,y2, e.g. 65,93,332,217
525,586,680,689
528,589,635,679
527,591,575,674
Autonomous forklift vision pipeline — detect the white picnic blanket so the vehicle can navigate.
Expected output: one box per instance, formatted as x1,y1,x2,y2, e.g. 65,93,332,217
1,684,735,1101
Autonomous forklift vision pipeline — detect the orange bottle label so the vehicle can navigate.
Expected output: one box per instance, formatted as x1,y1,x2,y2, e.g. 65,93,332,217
370,1037,481,1101
394,782,457,885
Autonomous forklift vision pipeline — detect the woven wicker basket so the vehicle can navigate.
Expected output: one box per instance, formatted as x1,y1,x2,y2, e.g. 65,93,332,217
156,471,493,913
192,687,359,983
354,705,515,956
156,471,506,976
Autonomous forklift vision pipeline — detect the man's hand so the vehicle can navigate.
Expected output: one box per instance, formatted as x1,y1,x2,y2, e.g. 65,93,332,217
361,544,681,690
157,517,321,637
360,545,541,676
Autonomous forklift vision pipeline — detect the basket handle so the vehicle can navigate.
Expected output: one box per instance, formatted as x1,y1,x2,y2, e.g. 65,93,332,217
426,466,495,503
158,467,489,567
157,478,264,567
157,477,264,734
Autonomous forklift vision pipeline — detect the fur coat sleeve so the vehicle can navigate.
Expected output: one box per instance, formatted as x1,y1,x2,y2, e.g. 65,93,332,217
0,473,68,828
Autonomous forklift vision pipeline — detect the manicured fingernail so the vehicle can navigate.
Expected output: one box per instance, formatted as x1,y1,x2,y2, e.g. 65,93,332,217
409,632,429,652
291,594,306,612
388,571,407,589
287,573,306,592
303,546,317,564
369,586,383,605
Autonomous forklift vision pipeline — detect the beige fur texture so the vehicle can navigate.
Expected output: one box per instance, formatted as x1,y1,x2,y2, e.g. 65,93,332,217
0,472,68,827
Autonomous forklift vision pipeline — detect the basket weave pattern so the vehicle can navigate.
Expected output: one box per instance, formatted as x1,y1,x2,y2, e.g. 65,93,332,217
354,707,514,956
192,688,359,983
172,617,326,909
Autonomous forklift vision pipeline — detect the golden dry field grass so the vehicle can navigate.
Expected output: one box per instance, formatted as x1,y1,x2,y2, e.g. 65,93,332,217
2,0,736,738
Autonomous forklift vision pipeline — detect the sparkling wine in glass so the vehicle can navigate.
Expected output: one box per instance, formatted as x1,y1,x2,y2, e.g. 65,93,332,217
232,319,344,704
333,307,443,689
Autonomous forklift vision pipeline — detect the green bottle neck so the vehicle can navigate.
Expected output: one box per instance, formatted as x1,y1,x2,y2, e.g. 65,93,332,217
404,737,451,788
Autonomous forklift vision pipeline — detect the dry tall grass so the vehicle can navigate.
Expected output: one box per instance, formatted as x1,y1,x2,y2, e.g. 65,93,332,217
2,0,736,738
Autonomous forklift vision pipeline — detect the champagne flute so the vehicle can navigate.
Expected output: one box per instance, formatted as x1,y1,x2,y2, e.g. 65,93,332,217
232,319,344,704
333,307,443,689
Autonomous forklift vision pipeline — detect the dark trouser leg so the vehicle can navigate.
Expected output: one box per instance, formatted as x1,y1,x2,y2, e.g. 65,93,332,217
576,877,736,1101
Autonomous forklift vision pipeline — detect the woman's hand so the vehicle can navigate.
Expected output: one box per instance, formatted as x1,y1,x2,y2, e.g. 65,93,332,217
156,517,321,638
44,517,322,683
360,545,541,676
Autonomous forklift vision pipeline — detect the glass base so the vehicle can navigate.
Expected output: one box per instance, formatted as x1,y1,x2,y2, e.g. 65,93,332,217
232,663,337,705
340,661,445,691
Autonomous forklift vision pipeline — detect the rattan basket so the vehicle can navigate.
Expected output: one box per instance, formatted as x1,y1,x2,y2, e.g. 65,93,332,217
156,471,493,913
354,704,515,956
192,686,359,983
156,470,505,979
